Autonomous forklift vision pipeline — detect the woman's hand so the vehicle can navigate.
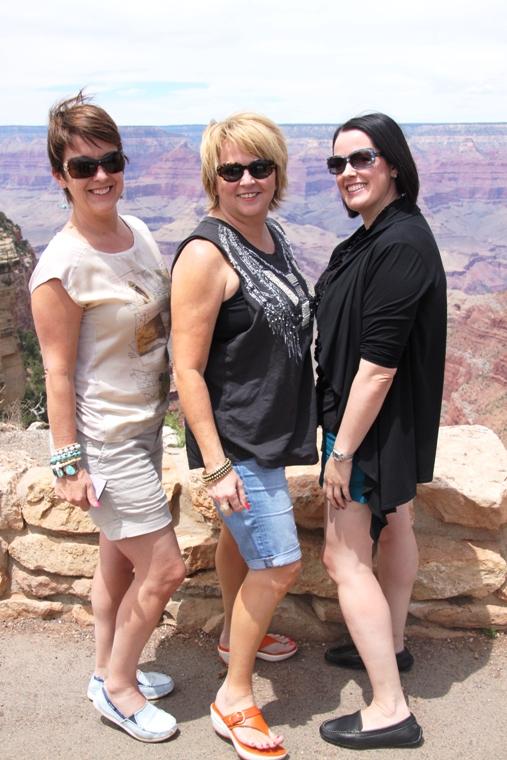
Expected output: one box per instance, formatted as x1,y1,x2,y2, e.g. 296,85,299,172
323,457,353,510
54,468,100,511
207,469,248,515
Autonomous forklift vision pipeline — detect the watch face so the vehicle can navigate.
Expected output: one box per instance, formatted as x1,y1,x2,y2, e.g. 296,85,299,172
332,450,352,462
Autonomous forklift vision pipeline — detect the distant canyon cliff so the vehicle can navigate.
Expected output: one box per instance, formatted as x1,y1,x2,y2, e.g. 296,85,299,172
0,123,505,440
0,212,37,408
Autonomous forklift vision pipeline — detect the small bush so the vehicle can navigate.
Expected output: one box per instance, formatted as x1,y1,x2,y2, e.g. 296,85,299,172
17,329,47,427
164,410,185,447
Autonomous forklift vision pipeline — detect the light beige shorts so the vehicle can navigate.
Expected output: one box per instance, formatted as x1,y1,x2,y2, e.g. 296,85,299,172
78,425,172,541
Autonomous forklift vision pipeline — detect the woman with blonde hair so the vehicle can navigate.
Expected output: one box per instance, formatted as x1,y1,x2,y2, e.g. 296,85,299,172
171,112,317,760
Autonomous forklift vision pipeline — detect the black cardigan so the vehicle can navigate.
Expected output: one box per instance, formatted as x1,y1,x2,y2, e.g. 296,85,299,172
315,198,447,538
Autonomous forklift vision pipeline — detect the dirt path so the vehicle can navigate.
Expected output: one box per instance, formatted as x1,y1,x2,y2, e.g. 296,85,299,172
0,619,506,759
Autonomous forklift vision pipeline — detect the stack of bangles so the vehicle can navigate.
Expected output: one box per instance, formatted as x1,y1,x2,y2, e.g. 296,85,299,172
50,443,82,478
202,457,233,485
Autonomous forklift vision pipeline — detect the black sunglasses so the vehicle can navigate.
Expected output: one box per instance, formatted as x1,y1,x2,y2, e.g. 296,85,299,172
63,150,126,179
327,148,381,176
216,159,276,183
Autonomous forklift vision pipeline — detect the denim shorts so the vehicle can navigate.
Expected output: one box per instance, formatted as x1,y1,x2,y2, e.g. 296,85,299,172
216,458,302,570
77,425,172,541
321,431,369,504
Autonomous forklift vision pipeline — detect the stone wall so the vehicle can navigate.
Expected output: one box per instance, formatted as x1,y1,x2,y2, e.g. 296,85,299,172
1,425,506,638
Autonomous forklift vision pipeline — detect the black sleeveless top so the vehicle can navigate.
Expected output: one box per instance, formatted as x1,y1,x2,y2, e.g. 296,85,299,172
173,216,318,469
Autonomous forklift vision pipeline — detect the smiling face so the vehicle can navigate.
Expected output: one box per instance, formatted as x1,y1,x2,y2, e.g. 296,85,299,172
54,136,124,221
333,129,399,228
214,140,277,226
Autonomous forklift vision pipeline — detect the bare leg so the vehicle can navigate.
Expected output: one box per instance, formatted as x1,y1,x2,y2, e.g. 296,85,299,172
214,560,301,749
215,524,297,659
215,524,248,647
322,501,410,731
105,526,186,716
91,532,133,678
377,501,419,653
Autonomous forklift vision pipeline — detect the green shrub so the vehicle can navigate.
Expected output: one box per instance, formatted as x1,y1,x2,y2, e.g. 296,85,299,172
18,329,47,426
164,410,185,447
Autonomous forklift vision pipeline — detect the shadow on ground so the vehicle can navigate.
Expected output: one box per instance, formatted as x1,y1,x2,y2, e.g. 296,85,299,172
0,620,505,760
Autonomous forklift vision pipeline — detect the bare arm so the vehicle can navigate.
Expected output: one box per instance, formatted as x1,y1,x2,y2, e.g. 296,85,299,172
324,242,431,509
324,358,396,509
171,240,247,511
31,280,98,509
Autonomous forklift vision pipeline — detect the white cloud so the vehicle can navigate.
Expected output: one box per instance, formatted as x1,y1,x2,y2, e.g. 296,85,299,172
1,0,506,123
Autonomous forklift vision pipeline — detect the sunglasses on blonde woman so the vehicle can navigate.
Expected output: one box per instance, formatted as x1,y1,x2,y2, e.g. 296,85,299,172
217,159,276,182
327,148,381,176
63,150,126,179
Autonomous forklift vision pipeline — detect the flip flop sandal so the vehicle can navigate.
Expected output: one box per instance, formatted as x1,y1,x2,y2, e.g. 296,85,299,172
218,633,298,665
210,703,287,760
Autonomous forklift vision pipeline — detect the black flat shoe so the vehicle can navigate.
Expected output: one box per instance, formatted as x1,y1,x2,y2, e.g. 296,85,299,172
324,643,414,672
320,711,423,749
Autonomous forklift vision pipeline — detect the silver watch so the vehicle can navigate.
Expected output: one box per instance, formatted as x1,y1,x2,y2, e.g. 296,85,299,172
331,449,354,462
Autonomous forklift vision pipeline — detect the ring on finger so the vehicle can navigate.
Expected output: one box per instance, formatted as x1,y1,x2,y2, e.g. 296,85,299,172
220,499,233,515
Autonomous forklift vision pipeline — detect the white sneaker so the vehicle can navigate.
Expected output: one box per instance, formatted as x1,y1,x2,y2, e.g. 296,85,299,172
93,686,177,742
87,670,175,701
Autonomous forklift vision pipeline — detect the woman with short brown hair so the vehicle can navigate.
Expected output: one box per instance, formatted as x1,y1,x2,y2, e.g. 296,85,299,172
31,91,185,743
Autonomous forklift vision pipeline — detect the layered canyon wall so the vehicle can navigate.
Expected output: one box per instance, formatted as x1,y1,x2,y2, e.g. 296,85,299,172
0,213,36,408
1,122,505,440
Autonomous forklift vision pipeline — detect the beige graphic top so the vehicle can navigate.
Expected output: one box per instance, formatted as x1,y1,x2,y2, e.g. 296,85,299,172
29,216,170,442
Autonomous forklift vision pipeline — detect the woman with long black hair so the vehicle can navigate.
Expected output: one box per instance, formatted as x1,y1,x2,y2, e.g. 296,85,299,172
315,113,446,750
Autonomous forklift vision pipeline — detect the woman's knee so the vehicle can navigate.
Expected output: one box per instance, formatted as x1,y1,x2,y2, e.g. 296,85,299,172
378,508,417,554
322,545,371,587
164,558,187,590
258,559,301,596
281,558,302,587
145,558,186,597
322,546,346,585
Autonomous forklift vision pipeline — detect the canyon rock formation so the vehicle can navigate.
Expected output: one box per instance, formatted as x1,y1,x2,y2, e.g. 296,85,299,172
0,213,36,408
1,122,505,440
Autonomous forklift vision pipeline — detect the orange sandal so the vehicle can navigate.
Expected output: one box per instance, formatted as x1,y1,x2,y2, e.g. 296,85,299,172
218,633,298,665
210,703,287,760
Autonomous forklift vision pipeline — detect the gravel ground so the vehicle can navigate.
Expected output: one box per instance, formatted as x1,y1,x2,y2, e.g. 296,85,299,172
0,619,506,760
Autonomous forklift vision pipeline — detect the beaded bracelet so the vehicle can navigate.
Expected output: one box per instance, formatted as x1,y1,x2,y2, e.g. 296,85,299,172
51,460,81,478
50,442,82,478
50,443,81,464
202,457,233,485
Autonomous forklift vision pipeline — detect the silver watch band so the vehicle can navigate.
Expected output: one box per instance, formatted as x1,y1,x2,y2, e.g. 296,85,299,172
331,449,354,463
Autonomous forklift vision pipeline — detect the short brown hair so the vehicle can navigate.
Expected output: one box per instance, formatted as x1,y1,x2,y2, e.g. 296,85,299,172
47,90,124,202
200,112,288,211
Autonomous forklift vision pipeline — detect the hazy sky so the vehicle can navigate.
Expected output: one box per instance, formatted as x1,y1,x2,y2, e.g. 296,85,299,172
2,0,506,125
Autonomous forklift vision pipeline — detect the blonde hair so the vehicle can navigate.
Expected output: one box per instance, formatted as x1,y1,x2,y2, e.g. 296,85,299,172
200,112,288,211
